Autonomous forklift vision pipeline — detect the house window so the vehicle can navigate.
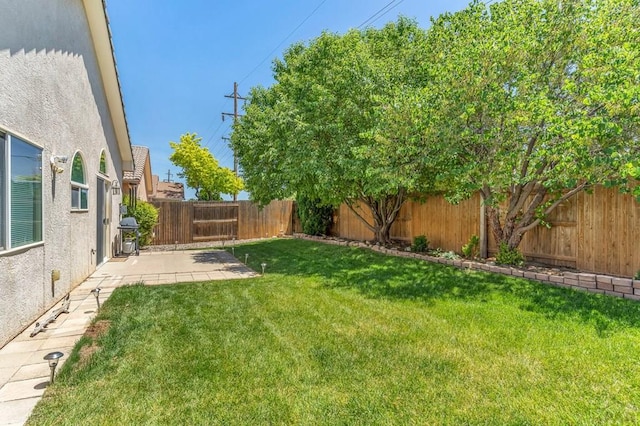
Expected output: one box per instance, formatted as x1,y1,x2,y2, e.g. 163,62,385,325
99,150,107,174
0,130,43,251
71,152,88,211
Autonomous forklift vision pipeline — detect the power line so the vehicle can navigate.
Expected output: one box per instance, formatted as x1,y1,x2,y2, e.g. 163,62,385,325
201,98,230,139
239,0,328,85
202,118,228,149
211,134,231,159
358,0,405,29
200,95,233,150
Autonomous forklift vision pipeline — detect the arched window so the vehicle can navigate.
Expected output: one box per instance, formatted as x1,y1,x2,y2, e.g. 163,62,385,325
99,150,107,175
71,152,88,210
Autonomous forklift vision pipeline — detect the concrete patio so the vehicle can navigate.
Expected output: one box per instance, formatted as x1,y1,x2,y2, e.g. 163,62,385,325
0,248,257,426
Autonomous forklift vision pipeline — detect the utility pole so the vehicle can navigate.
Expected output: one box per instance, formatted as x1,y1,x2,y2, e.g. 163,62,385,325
165,169,173,183
222,82,246,202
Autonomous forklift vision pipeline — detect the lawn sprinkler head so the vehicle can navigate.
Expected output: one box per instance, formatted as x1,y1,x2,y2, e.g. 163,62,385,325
44,351,64,384
261,263,267,275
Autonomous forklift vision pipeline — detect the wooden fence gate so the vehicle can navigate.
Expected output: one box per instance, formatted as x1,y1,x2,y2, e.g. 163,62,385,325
150,200,297,245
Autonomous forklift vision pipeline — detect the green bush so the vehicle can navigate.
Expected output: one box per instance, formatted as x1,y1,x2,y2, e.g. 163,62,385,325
462,235,480,259
123,196,159,247
297,195,333,236
412,235,429,253
635,270,640,280
495,242,524,266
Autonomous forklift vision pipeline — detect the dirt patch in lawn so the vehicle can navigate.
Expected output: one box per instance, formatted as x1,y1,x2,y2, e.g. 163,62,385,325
77,320,111,368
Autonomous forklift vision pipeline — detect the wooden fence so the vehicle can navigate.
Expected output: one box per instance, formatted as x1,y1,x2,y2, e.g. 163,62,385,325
334,194,481,254
333,187,640,278
151,200,298,245
150,187,639,277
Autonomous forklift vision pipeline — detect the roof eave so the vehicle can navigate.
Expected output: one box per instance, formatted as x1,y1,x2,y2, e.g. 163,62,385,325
82,0,134,172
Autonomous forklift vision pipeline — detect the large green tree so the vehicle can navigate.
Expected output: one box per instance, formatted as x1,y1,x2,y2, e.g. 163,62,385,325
406,0,640,253
169,133,243,201
232,19,436,243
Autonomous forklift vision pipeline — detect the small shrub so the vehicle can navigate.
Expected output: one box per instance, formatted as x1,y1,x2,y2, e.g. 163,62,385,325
495,242,524,266
412,235,429,253
297,195,333,236
430,248,444,257
441,250,460,260
635,270,640,280
462,235,480,259
123,196,159,247
427,247,460,260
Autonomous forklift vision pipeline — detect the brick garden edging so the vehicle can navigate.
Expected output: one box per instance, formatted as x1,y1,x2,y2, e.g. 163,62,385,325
294,233,640,301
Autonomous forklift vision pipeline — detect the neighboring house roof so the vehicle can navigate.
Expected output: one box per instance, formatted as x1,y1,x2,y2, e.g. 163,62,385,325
124,145,154,198
123,146,149,183
82,0,134,172
153,177,185,201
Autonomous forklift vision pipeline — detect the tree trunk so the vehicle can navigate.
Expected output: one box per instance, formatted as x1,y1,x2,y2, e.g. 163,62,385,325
345,190,406,245
483,182,587,252
485,196,543,251
373,218,394,245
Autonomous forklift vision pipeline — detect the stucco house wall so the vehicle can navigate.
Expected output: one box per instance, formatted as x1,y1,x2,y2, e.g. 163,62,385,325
0,0,133,347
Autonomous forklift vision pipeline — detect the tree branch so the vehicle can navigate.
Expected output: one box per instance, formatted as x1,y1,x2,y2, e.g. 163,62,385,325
345,199,376,233
517,182,589,234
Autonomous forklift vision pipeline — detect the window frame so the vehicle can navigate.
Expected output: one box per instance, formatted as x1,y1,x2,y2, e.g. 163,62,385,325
99,149,108,175
70,151,89,212
0,129,44,253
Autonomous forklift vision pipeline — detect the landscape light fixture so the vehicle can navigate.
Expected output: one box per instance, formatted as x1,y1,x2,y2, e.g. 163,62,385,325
90,287,102,309
245,253,249,264
232,247,235,256
261,263,267,275
44,351,64,384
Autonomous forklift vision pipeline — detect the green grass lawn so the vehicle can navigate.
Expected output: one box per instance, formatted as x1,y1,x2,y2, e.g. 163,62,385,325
29,239,640,425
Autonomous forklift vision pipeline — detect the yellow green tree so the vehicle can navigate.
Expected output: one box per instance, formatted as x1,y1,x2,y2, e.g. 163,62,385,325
169,133,243,201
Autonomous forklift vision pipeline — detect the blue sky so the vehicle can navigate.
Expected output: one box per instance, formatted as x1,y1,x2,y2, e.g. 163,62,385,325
106,0,473,200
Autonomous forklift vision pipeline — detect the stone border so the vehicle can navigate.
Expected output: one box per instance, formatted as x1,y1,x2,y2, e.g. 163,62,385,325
294,233,640,301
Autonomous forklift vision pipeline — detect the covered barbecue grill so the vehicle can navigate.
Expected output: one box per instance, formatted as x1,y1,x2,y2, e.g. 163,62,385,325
118,216,139,256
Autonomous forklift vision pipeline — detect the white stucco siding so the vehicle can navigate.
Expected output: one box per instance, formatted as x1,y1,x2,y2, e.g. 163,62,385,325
0,0,126,346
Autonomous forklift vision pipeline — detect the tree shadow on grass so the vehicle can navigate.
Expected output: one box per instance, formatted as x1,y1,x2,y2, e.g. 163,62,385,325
233,239,640,333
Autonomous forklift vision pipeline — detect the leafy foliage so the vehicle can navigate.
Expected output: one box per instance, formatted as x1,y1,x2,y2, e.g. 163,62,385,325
123,196,158,247
169,133,243,201
297,195,333,236
462,235,480,259
232,19,437,243
389,0,640,250
412,235,429,253
625,161,640,200
234,1,639,250
496,242,525,267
